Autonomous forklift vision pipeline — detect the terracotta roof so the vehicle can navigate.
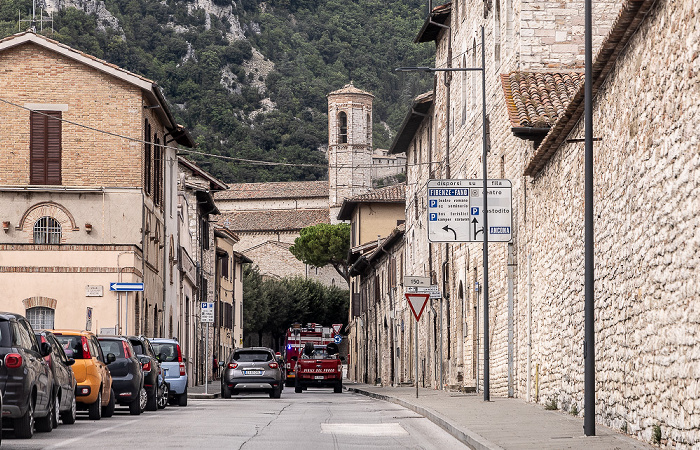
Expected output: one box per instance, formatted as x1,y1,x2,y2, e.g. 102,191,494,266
218,209,330,232
501,72,584,128
524,0,658,176
214,181,328,200
327,83,374,97
337,183,406,220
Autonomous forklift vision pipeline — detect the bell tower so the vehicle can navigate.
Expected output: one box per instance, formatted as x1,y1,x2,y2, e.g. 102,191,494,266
327,83,374,223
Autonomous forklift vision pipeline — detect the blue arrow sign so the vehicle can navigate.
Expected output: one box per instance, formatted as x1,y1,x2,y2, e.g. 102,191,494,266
334,335,342,344
110,282,144,292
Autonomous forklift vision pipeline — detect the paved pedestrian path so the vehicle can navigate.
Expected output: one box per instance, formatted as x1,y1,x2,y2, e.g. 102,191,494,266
188,380,221,399
346,383,653,450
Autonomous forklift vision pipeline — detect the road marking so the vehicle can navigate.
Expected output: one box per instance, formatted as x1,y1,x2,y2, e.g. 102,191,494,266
320,423,408,436
46,415,157,448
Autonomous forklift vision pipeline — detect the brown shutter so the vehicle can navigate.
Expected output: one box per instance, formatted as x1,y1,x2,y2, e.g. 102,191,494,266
30,111,61,185
45,112,62,185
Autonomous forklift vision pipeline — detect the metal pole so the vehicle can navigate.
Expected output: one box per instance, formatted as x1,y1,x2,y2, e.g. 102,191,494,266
205,322,209,394
584,0,595,436
415,319,419,398
481,25,490,402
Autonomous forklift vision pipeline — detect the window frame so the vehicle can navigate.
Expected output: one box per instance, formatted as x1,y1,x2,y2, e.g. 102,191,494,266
30,110,62,185
33,216,62,244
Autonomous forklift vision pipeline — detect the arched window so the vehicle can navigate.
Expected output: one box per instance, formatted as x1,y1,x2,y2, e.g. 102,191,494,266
34,216,61,244
338,112,348,144
366,113,371,144
27,306,55,330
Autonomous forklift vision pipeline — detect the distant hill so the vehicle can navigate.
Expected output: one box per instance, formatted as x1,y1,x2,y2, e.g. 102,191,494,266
1,0,433,183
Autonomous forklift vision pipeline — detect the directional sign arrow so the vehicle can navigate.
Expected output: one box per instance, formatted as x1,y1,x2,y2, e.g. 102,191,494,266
442,225,457,240
472,218,483,239
110,282,144,292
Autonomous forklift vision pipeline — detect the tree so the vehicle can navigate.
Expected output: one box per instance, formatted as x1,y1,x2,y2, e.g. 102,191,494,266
289,223,350,286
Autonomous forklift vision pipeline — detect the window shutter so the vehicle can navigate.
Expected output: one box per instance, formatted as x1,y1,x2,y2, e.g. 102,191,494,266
30,111,61,185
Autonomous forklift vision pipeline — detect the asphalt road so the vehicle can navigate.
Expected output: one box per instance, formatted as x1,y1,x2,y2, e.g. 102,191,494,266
2,388,466,449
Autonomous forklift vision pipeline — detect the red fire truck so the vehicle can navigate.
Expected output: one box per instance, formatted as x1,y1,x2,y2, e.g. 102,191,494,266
284,323,341,387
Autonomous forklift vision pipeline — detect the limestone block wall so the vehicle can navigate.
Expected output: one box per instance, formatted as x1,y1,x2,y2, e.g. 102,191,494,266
522,1,700,446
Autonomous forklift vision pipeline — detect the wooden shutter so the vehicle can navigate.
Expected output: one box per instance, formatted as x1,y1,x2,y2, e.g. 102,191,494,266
30,111,62,185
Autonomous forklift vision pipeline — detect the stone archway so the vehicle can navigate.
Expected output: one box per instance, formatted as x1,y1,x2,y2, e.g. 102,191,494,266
17,201,79,243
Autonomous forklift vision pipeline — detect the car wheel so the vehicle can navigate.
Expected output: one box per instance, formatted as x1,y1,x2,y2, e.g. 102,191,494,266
14,397,35,439
221,383,231,399
270,386,281,399
51,391,61,428
334,381,343,393
146,385,158,411
178,388,188,407
102,389,115,418
88,390,102,420
157,383,168,409
60,395,77,425
294,380,303,394
138,387,148,412
128,395,142,416
35,392,55,433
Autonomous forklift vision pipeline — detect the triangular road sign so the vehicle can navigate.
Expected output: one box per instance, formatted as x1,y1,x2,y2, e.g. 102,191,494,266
405,293,430,321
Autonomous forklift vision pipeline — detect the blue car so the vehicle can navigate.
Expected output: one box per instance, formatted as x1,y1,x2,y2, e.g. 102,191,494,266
150,338,187,406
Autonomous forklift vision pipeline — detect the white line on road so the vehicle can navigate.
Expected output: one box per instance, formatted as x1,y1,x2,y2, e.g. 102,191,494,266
320,423,408,436
45,415,157,449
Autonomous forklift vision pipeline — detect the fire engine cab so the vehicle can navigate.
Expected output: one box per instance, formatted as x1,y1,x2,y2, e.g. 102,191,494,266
284,323,340,387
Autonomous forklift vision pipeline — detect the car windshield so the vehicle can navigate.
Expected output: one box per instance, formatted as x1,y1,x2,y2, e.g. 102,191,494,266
301,348,329,359
152,342,178,362
54,335,87,359
0,320,8,347
234,351,272,362
99,339,125,358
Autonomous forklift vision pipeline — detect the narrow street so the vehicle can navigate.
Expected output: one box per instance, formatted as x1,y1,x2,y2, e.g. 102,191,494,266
2,389,465,449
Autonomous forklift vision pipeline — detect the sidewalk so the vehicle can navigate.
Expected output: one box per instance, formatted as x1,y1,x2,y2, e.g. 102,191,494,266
346,383,653,450
188,380,221,399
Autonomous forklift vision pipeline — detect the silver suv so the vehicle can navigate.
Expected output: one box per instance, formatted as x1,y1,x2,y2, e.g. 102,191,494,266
220,347,282,399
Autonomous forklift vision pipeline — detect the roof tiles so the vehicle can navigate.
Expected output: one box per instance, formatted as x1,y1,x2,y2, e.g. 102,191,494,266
501,72,584,128
214,181,328,200
218,209,329,232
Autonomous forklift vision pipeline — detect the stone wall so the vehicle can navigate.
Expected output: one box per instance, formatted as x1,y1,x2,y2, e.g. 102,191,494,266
522,1,700,446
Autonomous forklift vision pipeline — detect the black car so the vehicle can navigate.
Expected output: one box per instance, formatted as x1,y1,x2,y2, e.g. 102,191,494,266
127,336,167,411
98,337,146,415
0,312,53,438
36,330,77,426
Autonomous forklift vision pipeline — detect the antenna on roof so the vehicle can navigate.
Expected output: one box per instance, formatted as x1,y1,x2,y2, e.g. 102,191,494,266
18,0,54,34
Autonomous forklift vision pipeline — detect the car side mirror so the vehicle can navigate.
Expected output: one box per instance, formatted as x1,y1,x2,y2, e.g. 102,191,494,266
218,361,224,367
106,353,116,364
340,356,346,362
66,358,76,366
40,342,52,357
139,356,150,365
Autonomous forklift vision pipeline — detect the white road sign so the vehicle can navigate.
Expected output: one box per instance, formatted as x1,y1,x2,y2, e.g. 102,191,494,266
406,284,442,299
201,302,214,323
404,276,430,287
427,179,512,243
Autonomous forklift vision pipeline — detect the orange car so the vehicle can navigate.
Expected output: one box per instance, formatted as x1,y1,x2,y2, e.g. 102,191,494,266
49,330,114,420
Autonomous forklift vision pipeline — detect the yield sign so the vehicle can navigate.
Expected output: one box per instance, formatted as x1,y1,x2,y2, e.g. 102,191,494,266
405,293,430,321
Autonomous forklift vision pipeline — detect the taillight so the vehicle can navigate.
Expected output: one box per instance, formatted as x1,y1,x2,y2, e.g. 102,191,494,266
142,361,152,372
228,362,238,369
179,362,186,376
176,345,183,363
268,362,278,369
122,341,132,359
81,336,91,359
5,353,22,368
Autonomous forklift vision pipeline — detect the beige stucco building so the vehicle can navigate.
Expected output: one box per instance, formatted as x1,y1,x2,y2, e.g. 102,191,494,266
0,32,192,336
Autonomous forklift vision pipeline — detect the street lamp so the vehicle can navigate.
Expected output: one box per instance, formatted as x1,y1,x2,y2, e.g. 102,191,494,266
396,26,492,401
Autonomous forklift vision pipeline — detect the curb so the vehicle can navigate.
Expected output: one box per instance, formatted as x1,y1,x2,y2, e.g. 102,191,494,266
188,393,220,399
347,387,503,450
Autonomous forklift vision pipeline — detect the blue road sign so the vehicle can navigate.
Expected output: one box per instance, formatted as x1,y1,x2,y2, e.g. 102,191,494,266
110,282,144,292
334,335,342,344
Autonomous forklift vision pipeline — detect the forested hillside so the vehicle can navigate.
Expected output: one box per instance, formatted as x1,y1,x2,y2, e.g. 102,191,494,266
0,0,434,183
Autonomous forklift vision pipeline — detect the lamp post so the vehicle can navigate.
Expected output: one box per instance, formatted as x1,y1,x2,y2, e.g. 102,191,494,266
397,26,491,401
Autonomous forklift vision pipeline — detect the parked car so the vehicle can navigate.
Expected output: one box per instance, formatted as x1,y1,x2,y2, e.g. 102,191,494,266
36,330,77,426
126,336,167,411
150,338,188,406
221,347,283,399
98,336,146,415
0,312,54,438
50,330,115,420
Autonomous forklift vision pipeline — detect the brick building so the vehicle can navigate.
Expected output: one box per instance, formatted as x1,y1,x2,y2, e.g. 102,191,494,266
0,32,192,337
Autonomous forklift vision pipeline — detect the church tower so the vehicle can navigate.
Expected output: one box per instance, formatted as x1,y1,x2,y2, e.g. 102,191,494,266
327,83,374,223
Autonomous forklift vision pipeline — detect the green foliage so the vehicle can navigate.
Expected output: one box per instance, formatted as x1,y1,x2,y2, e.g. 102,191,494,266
652,424,661,444
290,223,350,285
242,265,349,347
0,0,432,183
544,397,558,411
569,403,578,416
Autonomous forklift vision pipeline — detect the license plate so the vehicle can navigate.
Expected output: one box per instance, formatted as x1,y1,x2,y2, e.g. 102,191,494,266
244,370,262,376
315,375,325,380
